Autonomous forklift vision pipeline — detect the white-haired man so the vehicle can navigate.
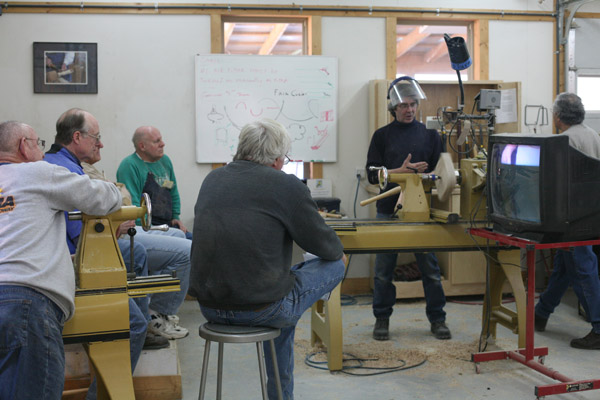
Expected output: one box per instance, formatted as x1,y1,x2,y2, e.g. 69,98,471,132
190,119,346,400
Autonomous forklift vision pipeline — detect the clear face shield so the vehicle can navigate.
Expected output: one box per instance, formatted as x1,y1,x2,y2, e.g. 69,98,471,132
388,79,427,109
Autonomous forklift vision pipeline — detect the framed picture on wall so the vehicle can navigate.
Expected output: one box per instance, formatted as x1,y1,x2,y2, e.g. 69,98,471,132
33,42,97,93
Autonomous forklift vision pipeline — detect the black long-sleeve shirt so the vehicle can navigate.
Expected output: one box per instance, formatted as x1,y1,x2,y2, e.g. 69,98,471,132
366,119,442,214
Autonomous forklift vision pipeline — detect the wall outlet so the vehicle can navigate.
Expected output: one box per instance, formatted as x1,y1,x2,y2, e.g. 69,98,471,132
355,167,365,180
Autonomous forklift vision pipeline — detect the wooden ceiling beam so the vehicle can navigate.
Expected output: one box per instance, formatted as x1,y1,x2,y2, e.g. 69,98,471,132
395,26,430,59
224,22,235,47
259,23,288,55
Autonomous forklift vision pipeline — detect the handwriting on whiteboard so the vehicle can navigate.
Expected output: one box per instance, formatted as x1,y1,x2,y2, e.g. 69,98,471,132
195,55,338,163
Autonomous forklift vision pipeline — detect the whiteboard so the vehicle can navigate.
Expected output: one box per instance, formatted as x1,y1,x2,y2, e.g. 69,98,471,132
194,54,338,163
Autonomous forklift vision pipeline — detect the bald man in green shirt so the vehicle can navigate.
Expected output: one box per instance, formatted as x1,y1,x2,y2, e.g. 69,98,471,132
117,126,191,239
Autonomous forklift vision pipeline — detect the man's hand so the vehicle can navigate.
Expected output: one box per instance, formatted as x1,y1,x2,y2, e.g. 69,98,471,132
116,220,136,238
171,219,189,233
390,153,428,174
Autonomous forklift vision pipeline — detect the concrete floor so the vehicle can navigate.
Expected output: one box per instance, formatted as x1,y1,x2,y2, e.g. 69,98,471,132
175,289,599,400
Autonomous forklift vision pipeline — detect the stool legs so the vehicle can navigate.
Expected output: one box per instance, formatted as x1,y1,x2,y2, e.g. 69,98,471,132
268,339,283,400
198,336,283,400
217,342,224,399
198,340,211,400
256,343,269,400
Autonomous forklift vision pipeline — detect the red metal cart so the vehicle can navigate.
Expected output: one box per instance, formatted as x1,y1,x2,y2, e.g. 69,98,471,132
469,228,600,399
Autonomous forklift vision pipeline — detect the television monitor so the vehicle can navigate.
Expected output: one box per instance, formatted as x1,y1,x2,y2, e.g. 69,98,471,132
487,132,600,242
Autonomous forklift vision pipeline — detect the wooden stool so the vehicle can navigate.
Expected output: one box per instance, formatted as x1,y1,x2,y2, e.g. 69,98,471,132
198,323,283,400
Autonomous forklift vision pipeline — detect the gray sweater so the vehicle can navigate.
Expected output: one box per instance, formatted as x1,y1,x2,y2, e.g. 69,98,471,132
189,160,343,310
563,123,600,159
0,161,122,320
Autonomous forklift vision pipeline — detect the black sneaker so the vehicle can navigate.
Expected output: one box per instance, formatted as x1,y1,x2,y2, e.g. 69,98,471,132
431,321,451,340
373,318,389,341
570,329,600,350
144,332,170,350
534,313,548,332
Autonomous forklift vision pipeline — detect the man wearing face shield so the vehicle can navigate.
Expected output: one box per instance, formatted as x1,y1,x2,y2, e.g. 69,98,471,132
365,77,450,341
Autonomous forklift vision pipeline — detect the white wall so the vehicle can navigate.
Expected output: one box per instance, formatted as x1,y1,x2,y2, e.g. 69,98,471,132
321,16,385,277
0,3,558,278
489,20,554,134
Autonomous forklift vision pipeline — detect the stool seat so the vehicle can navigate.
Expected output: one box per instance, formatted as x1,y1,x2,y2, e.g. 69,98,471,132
198,322,283,400
199,323,281,344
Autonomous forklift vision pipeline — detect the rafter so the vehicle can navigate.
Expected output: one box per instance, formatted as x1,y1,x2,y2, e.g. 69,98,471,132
259,23,288,55
224,22,235,47
396,26,431,59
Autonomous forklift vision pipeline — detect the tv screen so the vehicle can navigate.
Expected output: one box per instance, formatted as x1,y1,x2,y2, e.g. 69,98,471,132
487,133,600,242
491,143,541,223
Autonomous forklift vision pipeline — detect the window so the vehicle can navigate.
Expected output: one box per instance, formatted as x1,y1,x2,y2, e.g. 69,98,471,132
396,22,471,81
577,76,600,111
223,17,306,55
223,17,307,179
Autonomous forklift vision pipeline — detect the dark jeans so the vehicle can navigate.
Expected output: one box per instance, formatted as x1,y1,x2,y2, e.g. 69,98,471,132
535,245,600,333
372,213,447,323
0,285,66,400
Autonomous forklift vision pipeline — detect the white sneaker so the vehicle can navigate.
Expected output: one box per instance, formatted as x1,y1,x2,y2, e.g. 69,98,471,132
148,312,189,339
165,314,180,325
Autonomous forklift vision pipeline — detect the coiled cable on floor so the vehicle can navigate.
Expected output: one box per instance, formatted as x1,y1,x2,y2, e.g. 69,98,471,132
304,351,427,376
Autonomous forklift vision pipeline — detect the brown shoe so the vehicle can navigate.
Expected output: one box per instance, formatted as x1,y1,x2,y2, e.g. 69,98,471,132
570,329,600,350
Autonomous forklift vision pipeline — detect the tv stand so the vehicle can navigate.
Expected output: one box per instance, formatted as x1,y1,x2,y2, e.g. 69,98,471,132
470,228,600,399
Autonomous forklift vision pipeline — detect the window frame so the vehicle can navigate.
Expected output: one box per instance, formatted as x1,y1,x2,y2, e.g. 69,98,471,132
394,19,475,82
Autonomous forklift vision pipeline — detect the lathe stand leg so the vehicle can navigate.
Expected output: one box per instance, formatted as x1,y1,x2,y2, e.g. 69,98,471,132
482,250,526,348
85,340,135,400
310,280,343,371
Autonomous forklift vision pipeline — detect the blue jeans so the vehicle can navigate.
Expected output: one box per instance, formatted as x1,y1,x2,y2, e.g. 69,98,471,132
199,257,345,400
119,239,151,322
535,246,600,333
0,285,66,400
85,298,147,400
372,213,447,323
134,228,191,316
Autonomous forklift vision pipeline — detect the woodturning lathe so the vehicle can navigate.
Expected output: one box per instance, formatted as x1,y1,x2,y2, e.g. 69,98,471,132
311,155,524,371
62,193,180,399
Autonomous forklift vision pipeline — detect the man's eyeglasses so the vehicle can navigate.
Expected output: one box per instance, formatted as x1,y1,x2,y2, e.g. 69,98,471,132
82,131,102,143
284,155,292,165
25,137,46,150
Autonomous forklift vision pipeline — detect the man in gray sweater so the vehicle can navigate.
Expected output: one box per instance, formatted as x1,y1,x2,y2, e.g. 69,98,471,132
0,120,122,399
190,119,346,400
534,92,600,349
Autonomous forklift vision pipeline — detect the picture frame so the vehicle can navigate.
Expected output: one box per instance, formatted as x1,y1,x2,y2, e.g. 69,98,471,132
33,42,97,94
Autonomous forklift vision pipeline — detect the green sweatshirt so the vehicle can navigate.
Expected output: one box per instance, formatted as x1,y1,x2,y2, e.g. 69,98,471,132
116,152,181,220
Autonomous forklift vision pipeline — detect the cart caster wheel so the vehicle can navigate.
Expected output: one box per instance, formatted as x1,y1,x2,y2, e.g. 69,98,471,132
538,356,545,365
474,363,481,374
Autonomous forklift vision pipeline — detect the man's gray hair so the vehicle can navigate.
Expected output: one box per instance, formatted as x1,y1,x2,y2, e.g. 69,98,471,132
553,92,585,126
233,119,291,166
0,121,27,153
55,108,91,146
